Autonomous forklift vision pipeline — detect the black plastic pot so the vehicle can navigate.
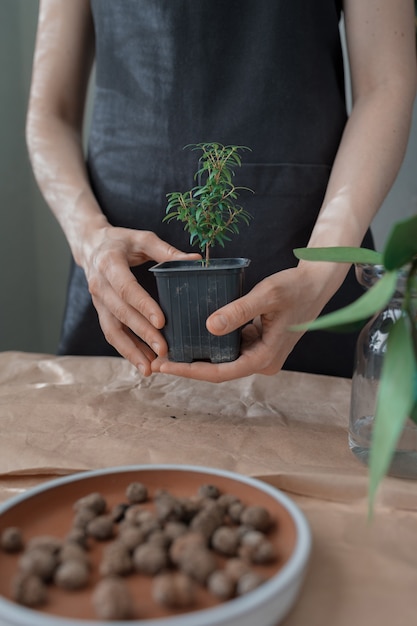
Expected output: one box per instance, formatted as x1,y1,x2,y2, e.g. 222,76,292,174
150,258,250,363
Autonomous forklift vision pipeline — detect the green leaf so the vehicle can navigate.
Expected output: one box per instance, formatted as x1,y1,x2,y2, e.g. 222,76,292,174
315,319,368,334
383,214,417,270
368,316,416,515
293,247,383,264
291,271,398,331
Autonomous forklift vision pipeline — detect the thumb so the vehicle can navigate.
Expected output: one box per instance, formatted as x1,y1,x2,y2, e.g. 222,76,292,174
207,291,261,336
139,231,201,263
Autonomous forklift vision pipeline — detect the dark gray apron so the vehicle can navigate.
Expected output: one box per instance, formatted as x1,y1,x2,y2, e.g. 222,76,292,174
59,0,373,377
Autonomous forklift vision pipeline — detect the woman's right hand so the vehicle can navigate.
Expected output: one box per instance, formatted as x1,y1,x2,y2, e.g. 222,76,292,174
82,225,200,375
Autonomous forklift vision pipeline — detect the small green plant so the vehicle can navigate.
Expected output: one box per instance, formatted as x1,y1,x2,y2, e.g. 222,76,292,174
164,143,252,265
292,214,417,515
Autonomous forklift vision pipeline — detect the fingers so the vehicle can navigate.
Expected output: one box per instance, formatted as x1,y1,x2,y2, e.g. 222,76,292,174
86,229,184,367
90,266,167,363
152,321,285,382
96,251,166,329
152,356,253,383
96,307,160,376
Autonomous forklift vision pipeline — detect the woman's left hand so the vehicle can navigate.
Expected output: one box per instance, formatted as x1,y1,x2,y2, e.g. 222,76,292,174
151,266,332,382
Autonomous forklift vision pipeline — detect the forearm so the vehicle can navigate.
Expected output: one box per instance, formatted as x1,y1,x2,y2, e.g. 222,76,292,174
310,88,415,250
26,0,103,267
26,112,108,267
299,83,416,307
295,0,417,308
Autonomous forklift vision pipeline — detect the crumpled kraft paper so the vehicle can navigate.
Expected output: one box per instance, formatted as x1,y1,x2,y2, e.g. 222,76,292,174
0,351,416,509
1,351,417,626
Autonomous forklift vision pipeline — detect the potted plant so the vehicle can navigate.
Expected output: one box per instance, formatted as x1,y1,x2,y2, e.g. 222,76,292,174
292,214,417,515
150,142,252,364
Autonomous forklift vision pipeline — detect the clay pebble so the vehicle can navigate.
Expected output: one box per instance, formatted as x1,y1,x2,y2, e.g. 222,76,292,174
240,505,272,532
12,573,47,607
0,527,24,553
125,482,148,504
207,569,236,600
152,572,196,608
54,560,90,590
133,542,168,576
100,541,133,577
86,514,115,541
211,526,240,556
92,576,134,620
73,492,107,515
18,547,58,582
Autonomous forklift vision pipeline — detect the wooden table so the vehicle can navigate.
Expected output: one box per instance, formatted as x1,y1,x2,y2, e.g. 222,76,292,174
0,351,416,625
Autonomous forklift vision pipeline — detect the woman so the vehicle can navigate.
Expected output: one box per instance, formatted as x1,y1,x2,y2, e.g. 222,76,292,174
26,0,416,381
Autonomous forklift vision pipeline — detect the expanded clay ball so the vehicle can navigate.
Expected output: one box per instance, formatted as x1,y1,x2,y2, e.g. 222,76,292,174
207,570,235,600
152,572,196,609
236,571,265,596
240,505,272,532
118,524,146,551
99,541,133,577
12,573,47,607
163,521,188,543
239,531,276,564
18,547,58,582
197,484,220,499
154,491,184,522
54,560,90,590
59,542,89,565
169,532,206,565
86,514,115,541
26,535,62,555
92,576,134,621
211,526,240,557
178,497,201,522
138,516,162,539
190,504,224,541
74,492,107,516
123,504,143,525
125,482,148,504
1,527,24,553
217,493,240,509
178,546,217,585
65,527,89,549
72,507,97,531
239,530,265,548
147,529,171,550
124,508,160,536
133,543,168,576
228,501,245,524
224,558,251,583
240,539,276,565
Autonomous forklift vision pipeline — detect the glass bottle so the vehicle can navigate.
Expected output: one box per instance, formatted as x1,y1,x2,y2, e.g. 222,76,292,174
348,263,417,478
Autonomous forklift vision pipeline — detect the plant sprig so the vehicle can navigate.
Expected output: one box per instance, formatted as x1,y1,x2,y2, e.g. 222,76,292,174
164,143,252,265
292,214,417,515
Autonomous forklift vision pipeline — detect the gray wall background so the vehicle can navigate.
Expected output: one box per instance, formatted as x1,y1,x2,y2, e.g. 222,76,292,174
1,1,416,355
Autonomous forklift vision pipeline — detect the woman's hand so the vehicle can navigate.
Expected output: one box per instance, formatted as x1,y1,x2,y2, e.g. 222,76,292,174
151,264,341,382
83,225,200,375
